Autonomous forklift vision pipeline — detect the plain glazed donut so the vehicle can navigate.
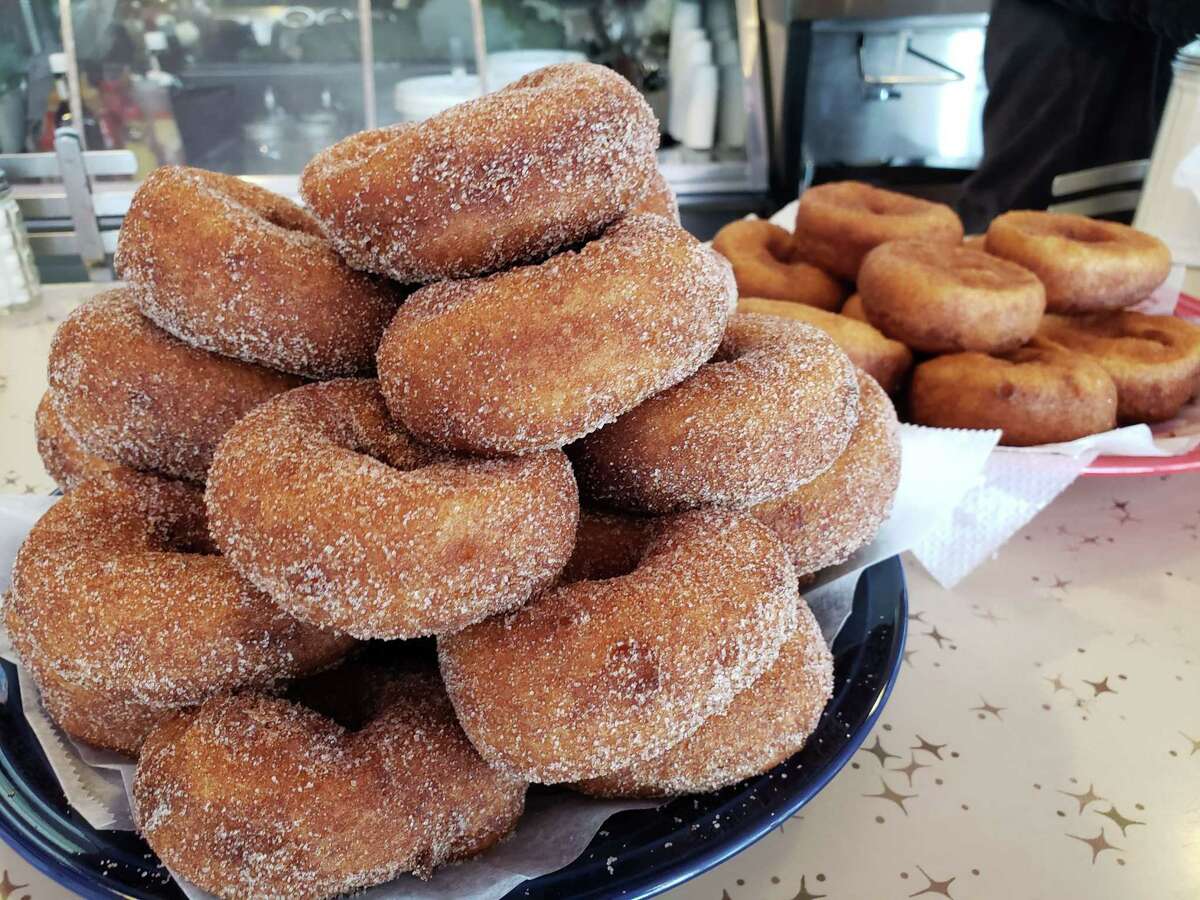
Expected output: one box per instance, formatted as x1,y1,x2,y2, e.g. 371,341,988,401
712,219,848,311
115,166,400,377
858,240,1046,354
5,469,353,754
910,338,1118,446
574,596,832,798
300,62,658,283
205,379,579,639
634,169,681,223
133,669,526,898
752,373,901,579
377,214,734,455
737,297,913,393
47,289,303,482
438,508,799,783
791,181,963,280
841,293,867,322
35,393,117,491
571,313,859,513
1038,312,1200,422
985,211,1171,314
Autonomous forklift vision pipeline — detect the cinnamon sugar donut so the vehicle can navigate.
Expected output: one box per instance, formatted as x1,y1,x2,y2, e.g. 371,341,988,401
133,668,526,898
47,289,302,482
712,219,847,311
301,62,659,283
841,293,867,322
377,214,734,455
985,211,1171,314
4,469,353,754
115,166,400,377
858,240,1046,354
438,508,799,783
738,297,913,393
35,393,117,491
752,373,901,579
910,338,1118,446
206,379,579,639
571,313,859,513
791,181,963,281
1038,312,1200,422
962,234,988,253
575,596,832,798
634,169,680,223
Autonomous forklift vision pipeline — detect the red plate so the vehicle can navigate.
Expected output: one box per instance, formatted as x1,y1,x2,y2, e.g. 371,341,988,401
1081,292,1200,477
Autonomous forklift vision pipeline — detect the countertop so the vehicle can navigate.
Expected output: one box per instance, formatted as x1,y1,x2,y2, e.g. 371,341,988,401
1,284,1198,900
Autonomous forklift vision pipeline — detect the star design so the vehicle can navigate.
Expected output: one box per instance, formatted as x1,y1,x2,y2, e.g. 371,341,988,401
971,697,1005,720
0,872,27,900
1045,674,1071,693
1180,732,1200,755
908,865,956,898
974,608,1004,624
909,610,928,624
903,648,919,667
1080,535,1101,545
791,875,827,900
891,752,931,786
1051,575,1071,590
1097,805,1144,836
863,777,916,814
1059,783,1104,813
1084,677,1117,697
1056,524,1072,535
1112,499,1129,511
1068,827,1122,863
925,626,951,648
2,473,17,486
1128,634,1150,647
1116,510,1140,525
860,735,901,766
911,736,946,759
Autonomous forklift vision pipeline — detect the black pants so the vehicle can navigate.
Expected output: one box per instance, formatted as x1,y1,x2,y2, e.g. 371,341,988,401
957,0,1175,233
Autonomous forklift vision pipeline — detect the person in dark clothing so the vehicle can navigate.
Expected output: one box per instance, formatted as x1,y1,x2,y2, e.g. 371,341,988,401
957,0,1200,232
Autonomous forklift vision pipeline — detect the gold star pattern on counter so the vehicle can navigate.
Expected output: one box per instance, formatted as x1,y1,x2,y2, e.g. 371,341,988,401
903,648,918,668
1051,575,1072,590
971,697,1005,720
908,610,928,624
1045,674,1071,693
972,606,1005,624
1084,677,1117,697
911,736,946,759
1068,826,1122,863
864,777,916,814
891,752,931,787
0,872,27,900
924,626,951,648
1097,805,1145,836
908,866,956,898
1059,783,1105,813
1179,732,1200,755
790,875,826,900
860,736,900,766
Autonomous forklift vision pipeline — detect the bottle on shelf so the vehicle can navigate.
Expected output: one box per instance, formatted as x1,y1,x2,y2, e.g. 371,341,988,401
39,53,105,151
0,168,42,316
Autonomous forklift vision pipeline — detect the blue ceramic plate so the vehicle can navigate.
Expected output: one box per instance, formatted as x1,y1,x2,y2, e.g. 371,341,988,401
0,556,906,900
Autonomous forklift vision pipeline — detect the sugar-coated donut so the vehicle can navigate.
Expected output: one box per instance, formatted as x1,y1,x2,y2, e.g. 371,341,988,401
206,379,579,639
35,393,117,491
910,338,1118,446
133,668,526,898
985,211,1171,314
791,181,963,280
115,166,400,377
571,313,859,513
574,596,833,798
5,469,353,754
859,240,1046,354
1038,312,1200,422
47,289,303,482
738,297,912,393
634,169,680,223
841,292,867,322
377,214,734,455
438,509,799,783
712,219,848,311
301,63,658,283
962,234,988,253
752,372,901,579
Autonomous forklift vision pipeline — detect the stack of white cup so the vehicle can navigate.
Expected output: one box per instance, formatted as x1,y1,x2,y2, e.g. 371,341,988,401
668,1,745,151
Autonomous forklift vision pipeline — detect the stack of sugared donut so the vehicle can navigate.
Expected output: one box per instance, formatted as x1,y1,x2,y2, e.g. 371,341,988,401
8,62,890,900
711,180,1200,446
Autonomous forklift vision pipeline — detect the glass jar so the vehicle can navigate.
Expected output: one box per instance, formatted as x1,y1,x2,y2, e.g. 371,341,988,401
0,168,41,314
